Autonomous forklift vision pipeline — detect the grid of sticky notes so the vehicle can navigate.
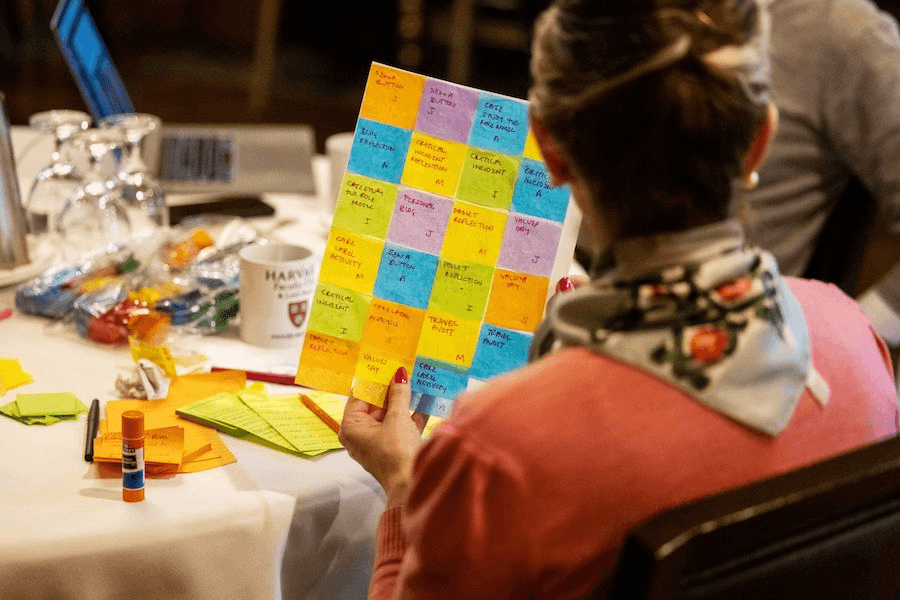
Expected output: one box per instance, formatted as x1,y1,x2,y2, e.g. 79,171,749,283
295,63,573,416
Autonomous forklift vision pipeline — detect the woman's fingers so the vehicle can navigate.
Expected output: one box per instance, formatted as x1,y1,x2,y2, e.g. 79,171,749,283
385,366,411,419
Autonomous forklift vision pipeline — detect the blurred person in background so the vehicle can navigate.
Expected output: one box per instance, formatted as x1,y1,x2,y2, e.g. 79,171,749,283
735,0,900,360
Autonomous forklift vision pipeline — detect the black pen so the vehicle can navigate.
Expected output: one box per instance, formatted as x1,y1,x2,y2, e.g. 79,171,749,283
84,398,100,462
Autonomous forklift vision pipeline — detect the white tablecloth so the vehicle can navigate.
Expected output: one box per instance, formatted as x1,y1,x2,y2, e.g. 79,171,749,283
0,127,384,600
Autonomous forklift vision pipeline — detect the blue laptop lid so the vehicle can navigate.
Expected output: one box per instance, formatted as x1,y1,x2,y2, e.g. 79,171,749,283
51,0,134,120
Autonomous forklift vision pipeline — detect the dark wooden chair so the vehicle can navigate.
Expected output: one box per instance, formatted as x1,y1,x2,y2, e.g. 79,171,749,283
592,434,900,599
802,176,880,297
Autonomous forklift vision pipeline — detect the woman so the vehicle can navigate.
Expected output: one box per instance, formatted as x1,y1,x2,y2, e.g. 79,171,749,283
339,0,899,598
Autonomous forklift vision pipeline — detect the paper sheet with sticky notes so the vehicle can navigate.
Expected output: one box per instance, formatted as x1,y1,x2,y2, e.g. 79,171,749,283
295,62,580,416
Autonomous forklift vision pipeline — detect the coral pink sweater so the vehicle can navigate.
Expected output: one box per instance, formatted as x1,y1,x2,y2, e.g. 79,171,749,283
369,278,899,599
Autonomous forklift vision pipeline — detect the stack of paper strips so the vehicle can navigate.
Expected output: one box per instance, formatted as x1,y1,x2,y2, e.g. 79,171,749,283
93,419,226,474
0,358,33,396
94,370,249,475
0,392,87,425
177,386,346,457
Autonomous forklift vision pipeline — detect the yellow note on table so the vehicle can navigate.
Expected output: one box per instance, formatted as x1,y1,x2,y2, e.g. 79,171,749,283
0,358,33,395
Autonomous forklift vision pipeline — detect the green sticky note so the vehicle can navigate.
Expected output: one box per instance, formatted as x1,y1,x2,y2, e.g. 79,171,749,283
15,392,86,416
332,173,397,239
307,282,371,341
0,399,22,420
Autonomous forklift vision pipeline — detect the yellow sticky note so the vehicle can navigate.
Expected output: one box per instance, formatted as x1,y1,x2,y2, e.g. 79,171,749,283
355,350,405,389
128,338,177,379
401,132,468,198
352,377,392,408
523,128,544,161
440,201,508,266
295,331,360,395
318,229,384,294
358,63,426,130
0,358,32,394
416,309,482,368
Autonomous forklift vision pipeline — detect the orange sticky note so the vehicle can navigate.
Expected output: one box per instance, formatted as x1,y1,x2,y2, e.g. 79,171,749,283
360,299,425,362
484,270,549,332
358,63,426,130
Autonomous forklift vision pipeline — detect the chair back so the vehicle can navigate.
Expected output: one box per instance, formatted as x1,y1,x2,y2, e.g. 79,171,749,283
801,176,878,297
595,434,900,600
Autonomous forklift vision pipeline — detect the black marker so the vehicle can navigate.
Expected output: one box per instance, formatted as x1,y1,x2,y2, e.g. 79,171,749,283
84,398,100,462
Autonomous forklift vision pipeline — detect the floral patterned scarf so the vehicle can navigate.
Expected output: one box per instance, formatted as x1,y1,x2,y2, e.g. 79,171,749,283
530,220,829,435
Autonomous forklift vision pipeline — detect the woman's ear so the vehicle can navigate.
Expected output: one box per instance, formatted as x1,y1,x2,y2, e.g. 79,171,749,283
742,102,779,189
530,112,572,187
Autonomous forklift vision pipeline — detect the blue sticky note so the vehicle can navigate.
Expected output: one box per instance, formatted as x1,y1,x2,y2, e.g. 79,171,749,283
348,118,413,184
411,357,469,406
411,393,456,419
373,244,439,310
511,158,572,223
469,324,532,380
468,93,529,156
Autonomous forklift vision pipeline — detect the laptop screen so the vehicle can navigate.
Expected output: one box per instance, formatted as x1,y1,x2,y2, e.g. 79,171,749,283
51,0,134,120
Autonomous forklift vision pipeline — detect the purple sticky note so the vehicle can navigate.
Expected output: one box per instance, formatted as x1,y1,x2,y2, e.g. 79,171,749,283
415,80,479,144
387,187,454,255
497,214,563,277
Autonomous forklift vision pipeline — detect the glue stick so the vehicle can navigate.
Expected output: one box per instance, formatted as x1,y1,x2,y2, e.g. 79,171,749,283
122,410,145,502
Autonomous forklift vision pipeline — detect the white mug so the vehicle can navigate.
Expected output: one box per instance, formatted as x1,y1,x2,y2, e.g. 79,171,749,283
239,242,319,348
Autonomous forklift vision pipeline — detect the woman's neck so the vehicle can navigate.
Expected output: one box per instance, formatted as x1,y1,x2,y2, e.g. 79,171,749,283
611,220,746,281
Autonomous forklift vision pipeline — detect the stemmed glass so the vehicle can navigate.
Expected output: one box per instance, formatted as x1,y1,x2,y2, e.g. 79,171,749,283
24,110,92,237
56,128,132,257
99,113,168,235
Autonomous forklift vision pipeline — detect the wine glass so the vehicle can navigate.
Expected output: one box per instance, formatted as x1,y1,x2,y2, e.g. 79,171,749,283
24,110,91,237
56,128,132,257
99,113,168,235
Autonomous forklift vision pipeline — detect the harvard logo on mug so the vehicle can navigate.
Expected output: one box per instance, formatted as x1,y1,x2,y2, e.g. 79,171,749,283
289,301,308,328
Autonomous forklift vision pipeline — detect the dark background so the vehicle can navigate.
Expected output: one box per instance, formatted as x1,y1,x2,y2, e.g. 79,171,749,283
0,0,541,153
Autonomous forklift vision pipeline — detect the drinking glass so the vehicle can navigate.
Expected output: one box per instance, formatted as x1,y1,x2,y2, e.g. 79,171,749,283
56,128,131,256
24,110,91,237
99,113,168,235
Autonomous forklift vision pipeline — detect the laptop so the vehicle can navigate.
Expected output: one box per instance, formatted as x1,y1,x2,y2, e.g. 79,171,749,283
50,0,316,205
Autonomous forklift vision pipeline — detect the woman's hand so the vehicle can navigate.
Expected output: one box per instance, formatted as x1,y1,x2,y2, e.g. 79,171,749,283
339,366,429,506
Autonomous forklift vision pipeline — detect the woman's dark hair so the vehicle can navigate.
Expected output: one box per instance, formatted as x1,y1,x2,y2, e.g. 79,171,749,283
529,0,770,239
